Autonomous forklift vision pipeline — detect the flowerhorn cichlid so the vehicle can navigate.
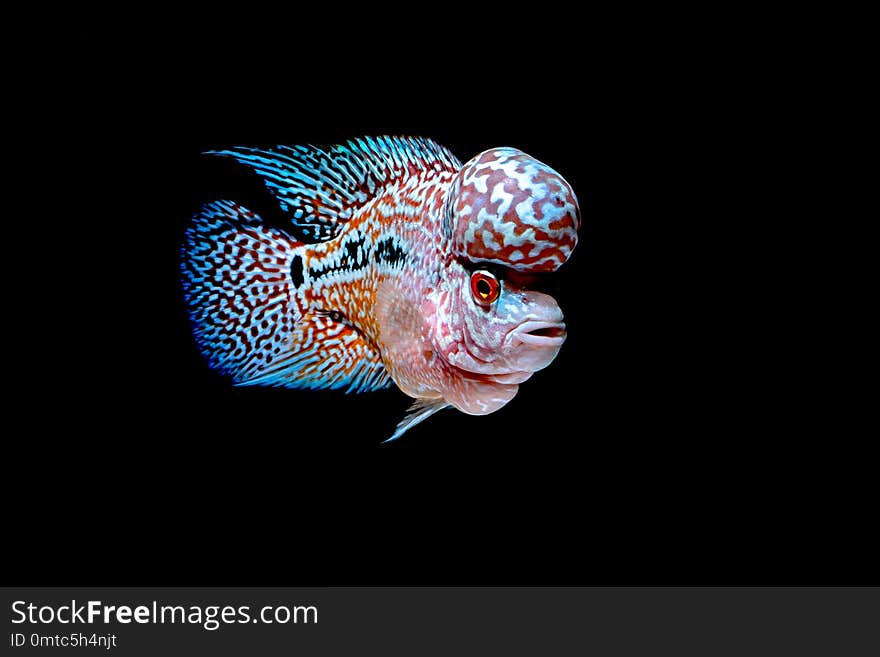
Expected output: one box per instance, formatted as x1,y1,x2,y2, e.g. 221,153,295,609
181,137,580,441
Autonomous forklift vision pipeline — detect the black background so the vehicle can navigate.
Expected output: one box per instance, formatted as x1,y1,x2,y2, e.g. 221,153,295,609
8,20,870,586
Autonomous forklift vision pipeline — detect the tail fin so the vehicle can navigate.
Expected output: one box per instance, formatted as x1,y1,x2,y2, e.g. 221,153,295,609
180,200,304,383
181,200,393,393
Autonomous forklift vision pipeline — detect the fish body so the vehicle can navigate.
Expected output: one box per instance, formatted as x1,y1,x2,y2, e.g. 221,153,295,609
181,137,580,440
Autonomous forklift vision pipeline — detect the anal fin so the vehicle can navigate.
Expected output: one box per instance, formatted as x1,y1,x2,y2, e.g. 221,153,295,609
237,312,392,394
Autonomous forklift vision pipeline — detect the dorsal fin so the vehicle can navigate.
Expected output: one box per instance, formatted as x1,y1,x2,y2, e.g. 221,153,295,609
208,136,461,242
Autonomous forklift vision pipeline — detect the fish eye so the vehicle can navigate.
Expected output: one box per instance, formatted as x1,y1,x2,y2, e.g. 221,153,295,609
470,270,501,305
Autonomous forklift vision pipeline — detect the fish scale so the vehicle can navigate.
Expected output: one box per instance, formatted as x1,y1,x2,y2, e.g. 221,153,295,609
181,136,580,440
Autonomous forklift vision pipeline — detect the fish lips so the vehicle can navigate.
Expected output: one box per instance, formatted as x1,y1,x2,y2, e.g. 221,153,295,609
510,320,567,348
484,370,535,385
501,320,567,373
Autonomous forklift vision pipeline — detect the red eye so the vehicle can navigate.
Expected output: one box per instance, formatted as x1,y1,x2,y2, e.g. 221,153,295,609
470,270,501,305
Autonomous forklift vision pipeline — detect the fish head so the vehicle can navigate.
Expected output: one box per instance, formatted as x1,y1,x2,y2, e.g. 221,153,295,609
434,147,580,414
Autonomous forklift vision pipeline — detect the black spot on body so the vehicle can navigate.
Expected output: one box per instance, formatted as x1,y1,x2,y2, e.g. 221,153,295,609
290,255,305,289
345,238,362,263
374,237,406,267
310,234,370,280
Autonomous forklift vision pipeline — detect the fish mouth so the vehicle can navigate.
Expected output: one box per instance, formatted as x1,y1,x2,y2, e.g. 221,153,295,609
485,370,534,385
509,321,567,348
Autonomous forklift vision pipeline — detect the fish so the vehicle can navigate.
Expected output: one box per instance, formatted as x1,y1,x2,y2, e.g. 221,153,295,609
180,136,580,441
